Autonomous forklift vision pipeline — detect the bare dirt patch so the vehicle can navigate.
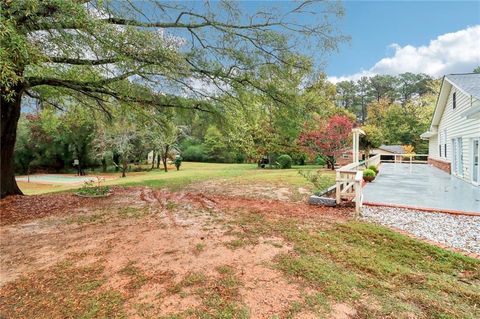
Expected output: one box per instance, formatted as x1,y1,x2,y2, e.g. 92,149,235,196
186,178,311,202
0,187,352,318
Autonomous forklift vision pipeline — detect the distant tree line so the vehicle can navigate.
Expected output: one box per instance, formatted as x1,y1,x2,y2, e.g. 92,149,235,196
335,73,435,123
15,70,439,176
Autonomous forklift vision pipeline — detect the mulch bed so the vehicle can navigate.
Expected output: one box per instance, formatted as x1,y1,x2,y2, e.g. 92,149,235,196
0,191,116,226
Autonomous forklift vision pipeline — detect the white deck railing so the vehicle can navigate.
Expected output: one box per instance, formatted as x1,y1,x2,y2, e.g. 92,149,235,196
335,153,428,214
380,154,428,164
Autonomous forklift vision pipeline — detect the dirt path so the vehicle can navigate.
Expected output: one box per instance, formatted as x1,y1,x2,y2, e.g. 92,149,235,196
0,187,353,318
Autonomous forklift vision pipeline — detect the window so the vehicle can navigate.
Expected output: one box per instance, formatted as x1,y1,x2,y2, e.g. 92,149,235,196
439,129,447,158
452,138,463,176
341,153,349,159
444,129,448,158
453,92,456,109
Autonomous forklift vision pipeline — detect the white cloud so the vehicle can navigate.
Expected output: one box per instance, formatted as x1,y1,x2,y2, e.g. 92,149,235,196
329,25,480,83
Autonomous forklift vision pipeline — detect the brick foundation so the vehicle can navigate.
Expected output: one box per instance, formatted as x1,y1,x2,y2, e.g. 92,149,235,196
428,157,451,173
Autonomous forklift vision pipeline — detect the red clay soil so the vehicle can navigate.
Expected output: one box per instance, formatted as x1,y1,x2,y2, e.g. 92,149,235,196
199,194,352,220
0,186,353,226
0,187,355,318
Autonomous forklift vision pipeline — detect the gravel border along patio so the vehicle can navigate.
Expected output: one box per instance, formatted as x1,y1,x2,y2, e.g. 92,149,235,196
362,206,480,257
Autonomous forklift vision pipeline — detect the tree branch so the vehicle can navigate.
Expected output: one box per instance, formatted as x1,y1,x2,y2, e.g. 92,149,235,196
104,16,281,30
49,57,118,65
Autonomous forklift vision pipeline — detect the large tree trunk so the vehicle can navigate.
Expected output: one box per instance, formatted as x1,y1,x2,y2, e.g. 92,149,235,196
162,145,169,172
101,157,107,173
1,88,23,198
151,150,155,169
121,161,127,178
113,152,120,172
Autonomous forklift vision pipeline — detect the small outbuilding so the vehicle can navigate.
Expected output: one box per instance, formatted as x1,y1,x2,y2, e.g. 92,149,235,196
370,145,405,156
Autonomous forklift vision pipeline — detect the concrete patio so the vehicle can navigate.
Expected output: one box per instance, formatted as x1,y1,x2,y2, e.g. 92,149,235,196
363,163,480,214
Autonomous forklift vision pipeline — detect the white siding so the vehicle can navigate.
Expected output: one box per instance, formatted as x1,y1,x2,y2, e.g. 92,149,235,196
428,134,438,157
436,87,480,182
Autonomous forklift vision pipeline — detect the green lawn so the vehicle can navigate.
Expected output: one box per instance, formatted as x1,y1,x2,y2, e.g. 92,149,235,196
17,162,334,195
236,213,480,318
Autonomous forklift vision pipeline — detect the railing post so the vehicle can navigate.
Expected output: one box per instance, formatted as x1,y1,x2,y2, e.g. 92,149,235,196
354,181,360,215
336,170,341,204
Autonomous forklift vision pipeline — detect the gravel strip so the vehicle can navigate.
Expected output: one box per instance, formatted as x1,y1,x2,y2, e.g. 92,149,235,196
361,206,480,254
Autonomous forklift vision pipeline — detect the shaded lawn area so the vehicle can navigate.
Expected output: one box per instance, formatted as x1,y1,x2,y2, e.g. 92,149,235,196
0,187,478,318
17,162,334,195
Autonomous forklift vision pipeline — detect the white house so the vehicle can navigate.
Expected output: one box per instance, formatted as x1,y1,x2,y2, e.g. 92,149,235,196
421,73,480,186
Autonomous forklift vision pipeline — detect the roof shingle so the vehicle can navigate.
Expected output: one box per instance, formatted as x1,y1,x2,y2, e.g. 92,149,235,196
445,73,480,99
378,145,405,154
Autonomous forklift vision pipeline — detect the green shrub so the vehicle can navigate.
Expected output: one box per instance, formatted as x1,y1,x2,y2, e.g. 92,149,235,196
182,145,207,162
315,156,326,166
367,165,378,174
298,170,335,193
235,153,246,163
77,178,110,196
362,169,376,182
363,169,376,177
277,154,293,169
174,156,182,170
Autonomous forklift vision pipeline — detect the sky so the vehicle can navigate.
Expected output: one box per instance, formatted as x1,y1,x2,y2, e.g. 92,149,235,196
325,0,480,82
121,0,480,84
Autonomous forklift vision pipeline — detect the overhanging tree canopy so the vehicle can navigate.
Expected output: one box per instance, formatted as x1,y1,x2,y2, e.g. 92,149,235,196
1,0,345,198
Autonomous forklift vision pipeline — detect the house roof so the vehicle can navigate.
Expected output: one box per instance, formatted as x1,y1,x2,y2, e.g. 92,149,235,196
376,145,404,154
421,73,480,138
445,73,480,100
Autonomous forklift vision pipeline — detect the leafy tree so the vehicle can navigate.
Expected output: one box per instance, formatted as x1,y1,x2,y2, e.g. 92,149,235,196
181,143,207,162
299,115,354,169
93,122,111,173
301,74,338,117
336,80,357,110
365,89,436,154
60,109,95,175
14,116,37,175
15,110,67,172
360,124,383,158
473,66,480,74
396,73,433,105
356,76,371,123
365,98,391,126
139,107,180,172
2,0,345,198
368,75,397,102
204,126,232,163
216,57,318,165
94,104,144,177
155,122,180,172
109,128,137,178
403,145,415,155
